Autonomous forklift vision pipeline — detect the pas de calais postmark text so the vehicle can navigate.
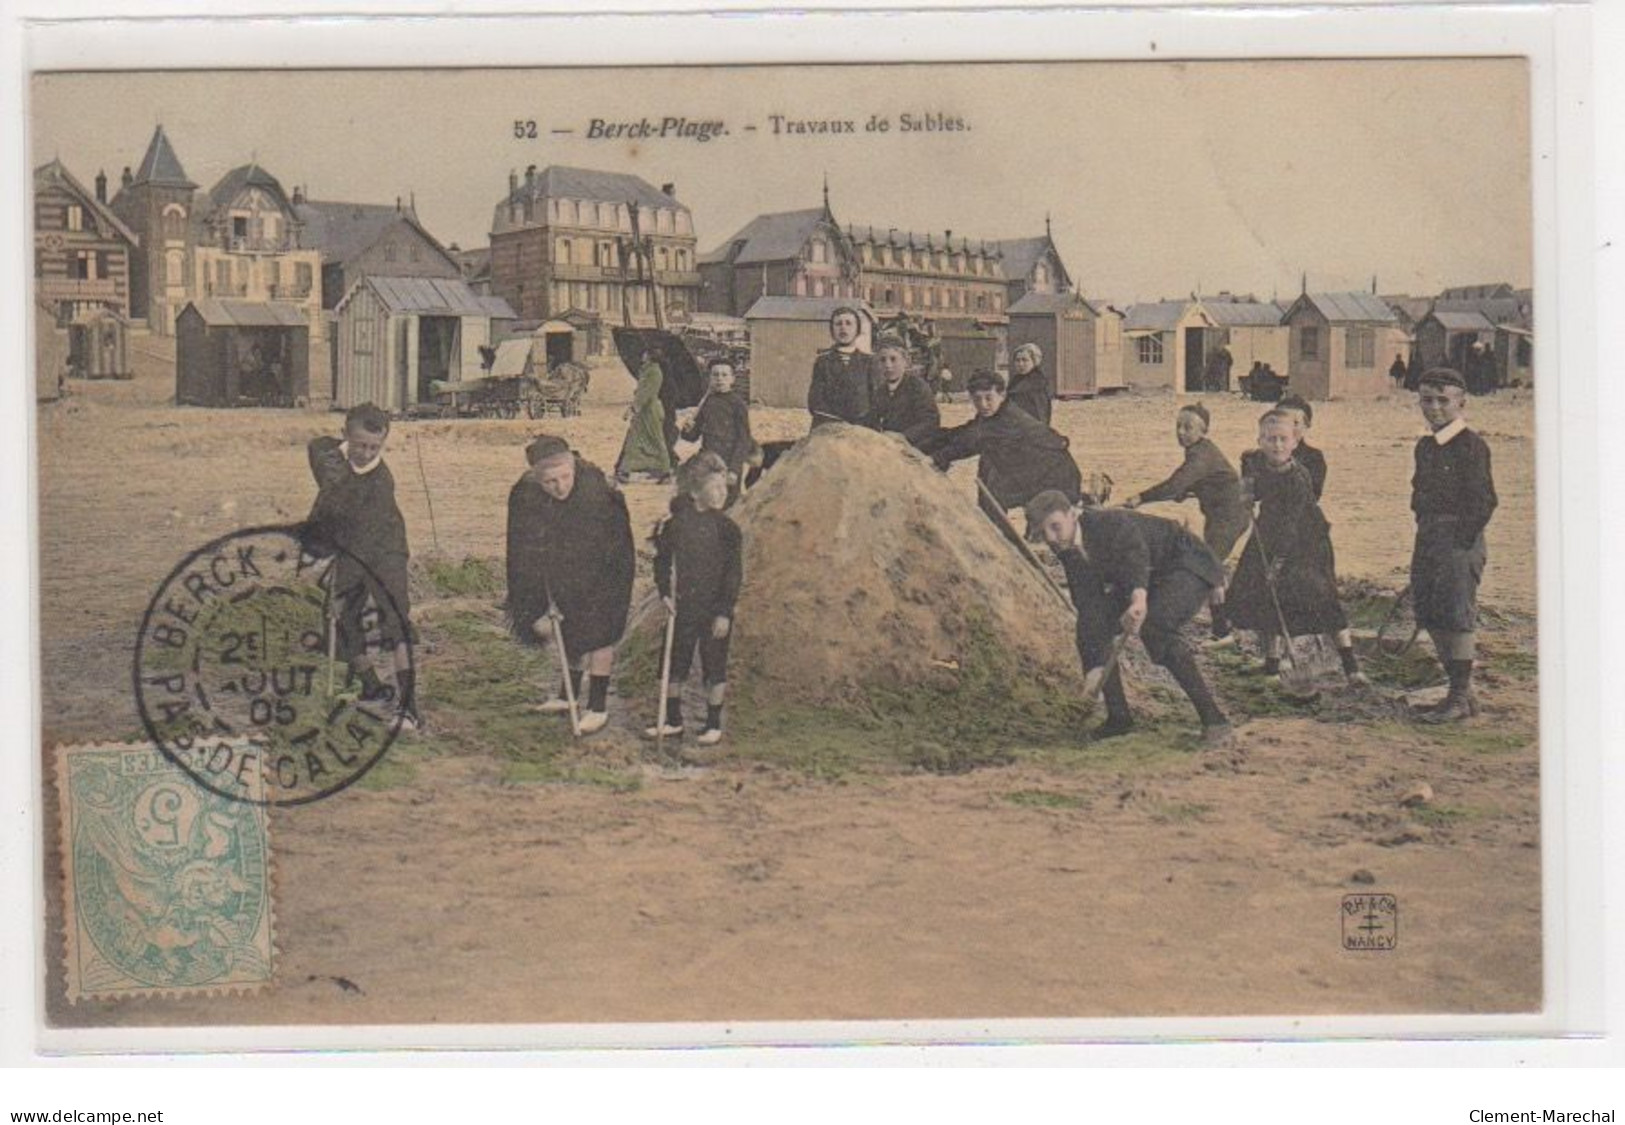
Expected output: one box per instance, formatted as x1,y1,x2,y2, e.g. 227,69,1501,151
58,742,273,1002
134,525,409,807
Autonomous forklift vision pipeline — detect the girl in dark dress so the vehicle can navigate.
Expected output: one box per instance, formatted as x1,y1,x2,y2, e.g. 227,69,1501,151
1228,411,1365,685
506,436,636,734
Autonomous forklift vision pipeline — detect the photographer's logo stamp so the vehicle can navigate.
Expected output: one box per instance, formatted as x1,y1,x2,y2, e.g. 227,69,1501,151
1342,894,1399,951
134,525,410,807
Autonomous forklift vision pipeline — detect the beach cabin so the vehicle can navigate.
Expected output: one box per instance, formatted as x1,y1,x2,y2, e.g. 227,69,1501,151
1280,291,1405,400
1121,300,1217,392
333,275,515,411
175,299,311,407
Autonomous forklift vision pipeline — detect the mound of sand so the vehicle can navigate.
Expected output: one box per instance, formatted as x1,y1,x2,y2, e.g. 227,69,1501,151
713,423,1081,707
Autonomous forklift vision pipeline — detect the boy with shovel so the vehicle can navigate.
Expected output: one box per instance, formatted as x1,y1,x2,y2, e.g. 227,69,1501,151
1024,489,1233,749
505,435,636,735
645,452,743,746
303,403,421,732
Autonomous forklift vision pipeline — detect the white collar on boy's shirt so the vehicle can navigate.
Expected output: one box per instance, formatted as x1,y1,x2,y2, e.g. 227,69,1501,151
338,441,383,475
1431,417,1468,446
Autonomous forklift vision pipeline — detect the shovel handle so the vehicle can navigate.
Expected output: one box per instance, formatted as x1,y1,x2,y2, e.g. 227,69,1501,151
541,583,581,737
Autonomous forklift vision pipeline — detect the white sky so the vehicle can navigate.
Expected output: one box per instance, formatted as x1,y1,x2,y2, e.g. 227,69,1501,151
31,60,1531,304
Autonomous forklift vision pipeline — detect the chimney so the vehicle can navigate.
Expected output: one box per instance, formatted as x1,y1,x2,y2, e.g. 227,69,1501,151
661,182,676,197
94,169,107,203
121,166,133,189
292,184,304,205
396,196,402,213
525,164,536,189
508,169,520,225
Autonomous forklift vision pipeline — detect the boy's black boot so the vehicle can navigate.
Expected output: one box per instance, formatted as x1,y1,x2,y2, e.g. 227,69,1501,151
1419,660,1478,723
395,668,419,720
352,663,393,704
1162,644,1230,732
1091,669,1135,741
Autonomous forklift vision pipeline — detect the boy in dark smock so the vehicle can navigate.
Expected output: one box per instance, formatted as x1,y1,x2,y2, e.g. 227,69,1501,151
1006,342,1053,425
920,369,1082,519
864,334,940,449
1409,368,1498,721
1275,394,1328,500
1025,490,1232,747
505,436,636,735
1123,402,1250,641
304,404,420,729
681,360,754,505
1228,411,1364,684
807,305,880,427
645,453,743,746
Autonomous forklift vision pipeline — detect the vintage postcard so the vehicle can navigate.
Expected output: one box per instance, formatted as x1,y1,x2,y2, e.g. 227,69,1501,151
28,54,1551,1041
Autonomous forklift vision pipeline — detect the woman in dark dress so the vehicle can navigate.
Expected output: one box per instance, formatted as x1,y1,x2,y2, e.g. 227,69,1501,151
1228,411,1365,685
506,436,636,734
1005,342,1053,425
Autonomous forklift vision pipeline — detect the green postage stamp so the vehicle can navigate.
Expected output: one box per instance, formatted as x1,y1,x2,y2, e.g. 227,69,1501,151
57,743,274,1002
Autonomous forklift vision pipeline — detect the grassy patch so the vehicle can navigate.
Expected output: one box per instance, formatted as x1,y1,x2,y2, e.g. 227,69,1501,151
1205,644,1323,719
499,759,643,792
1148,800,1213,824
421,556,503,599
1409,803,1480,828
1360,641,1444,691
1340,580,1405,631
860,617,1106,755
402,608,653,792
1005,788,1088,810
354,736,438,792
1368,718,1532,756
1482,645,1539,680
1417,725,1532,756
419,611,570,759
619,613,1200,780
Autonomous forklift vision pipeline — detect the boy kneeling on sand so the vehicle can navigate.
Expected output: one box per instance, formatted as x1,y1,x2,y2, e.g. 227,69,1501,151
303,403,420,732
505,435,636,735
1025,489,1233,749
1409,367,1497,722
646,452,743,745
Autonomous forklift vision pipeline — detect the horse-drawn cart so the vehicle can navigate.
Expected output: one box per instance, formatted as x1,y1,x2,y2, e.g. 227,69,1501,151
422,330,591,420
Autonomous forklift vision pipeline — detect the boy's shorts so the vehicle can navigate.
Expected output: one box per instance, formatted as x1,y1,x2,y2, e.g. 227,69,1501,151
1410,518,1486,634
669,615,730,687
